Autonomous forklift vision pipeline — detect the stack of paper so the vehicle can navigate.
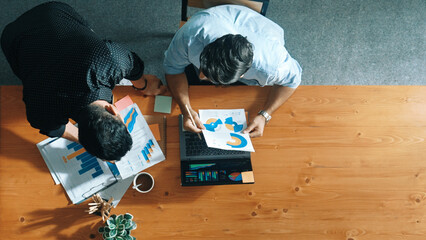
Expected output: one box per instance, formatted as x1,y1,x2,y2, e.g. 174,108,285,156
37,100,166,205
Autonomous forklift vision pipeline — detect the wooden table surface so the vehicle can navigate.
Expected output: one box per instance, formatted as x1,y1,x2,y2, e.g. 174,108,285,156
1,85,425,240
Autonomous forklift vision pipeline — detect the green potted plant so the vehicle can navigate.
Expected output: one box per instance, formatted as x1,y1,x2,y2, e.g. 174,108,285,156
98,213,137,240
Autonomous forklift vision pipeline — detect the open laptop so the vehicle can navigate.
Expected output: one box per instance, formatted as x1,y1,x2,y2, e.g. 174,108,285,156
179,114,254,186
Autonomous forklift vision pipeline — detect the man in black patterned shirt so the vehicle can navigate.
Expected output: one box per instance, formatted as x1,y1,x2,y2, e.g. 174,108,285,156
1,2,166,161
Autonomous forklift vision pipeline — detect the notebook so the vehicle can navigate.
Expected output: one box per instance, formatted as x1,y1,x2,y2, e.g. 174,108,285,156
179,114,254,186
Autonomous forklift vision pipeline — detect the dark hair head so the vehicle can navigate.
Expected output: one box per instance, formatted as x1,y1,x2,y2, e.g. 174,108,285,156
200,34,253,85
78,104,132,161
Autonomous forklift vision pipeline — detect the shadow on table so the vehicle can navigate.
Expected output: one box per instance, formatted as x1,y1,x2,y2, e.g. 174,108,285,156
0,128,50,173
20,205,102,240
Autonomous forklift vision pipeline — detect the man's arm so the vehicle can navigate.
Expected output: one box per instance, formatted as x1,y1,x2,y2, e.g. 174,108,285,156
61,122,79,143
166,73,204,133
243,86,296,137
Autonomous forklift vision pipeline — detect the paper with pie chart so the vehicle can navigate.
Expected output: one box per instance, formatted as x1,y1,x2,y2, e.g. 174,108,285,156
199,109,255,152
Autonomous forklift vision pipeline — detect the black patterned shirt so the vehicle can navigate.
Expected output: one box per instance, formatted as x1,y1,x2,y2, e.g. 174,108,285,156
1,2,143,137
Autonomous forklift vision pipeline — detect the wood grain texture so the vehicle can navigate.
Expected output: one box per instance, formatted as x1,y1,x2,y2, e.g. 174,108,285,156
1,86,425,240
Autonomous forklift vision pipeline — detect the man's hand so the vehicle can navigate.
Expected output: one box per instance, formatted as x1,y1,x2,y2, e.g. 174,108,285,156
242,115,266,138
134,75,167,96
62,122,79,143
183,107,205,133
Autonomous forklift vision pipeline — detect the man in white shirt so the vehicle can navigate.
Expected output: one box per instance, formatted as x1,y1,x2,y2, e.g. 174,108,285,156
164,5,302,137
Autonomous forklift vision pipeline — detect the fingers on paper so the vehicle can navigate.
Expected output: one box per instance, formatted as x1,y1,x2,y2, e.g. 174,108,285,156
184,120,202,133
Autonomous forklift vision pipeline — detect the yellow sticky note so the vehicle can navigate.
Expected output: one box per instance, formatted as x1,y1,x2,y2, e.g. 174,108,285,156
242,171,255,183
149,124,161,141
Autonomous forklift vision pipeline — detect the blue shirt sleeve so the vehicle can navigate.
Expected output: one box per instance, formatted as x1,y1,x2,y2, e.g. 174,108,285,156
163,30,191,75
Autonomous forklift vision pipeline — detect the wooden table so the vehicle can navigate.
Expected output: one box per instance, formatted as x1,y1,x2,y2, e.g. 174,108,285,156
1,85,425,240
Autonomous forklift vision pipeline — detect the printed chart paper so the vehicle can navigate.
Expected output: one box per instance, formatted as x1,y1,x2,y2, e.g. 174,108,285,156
199,109,255,152
37,101,165,205
115,103,166,179
37,139,117,204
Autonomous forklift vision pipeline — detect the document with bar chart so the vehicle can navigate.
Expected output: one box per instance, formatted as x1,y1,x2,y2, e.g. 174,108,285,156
36,101,165,204
37,139,117,204
115,103,166,179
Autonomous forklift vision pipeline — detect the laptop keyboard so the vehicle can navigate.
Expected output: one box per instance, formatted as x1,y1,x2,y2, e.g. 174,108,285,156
184,132,243,156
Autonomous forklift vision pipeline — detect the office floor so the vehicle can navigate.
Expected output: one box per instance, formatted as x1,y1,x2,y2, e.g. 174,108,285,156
0,0,424,86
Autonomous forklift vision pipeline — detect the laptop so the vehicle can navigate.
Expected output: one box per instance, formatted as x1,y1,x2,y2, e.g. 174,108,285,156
179,114,254,186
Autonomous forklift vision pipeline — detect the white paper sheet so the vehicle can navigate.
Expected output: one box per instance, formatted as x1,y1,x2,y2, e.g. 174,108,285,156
199,109,255,152
36,102,164,205
114,103,166,179
37,138,117,204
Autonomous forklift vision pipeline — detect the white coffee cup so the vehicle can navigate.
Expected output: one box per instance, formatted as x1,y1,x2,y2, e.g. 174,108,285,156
132,172,155,193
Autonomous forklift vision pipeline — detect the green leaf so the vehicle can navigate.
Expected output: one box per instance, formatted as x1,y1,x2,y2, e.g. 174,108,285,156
118,229,126,236
108,223,116,230
105,227,111,233
116,236,124,240
120,219,127,226
98,227,105,233
109,229,117,238
124,235,133,240
116,214,124,224
118,224,125,231
124,213,133,220
124,220,132,229
105,237,114,240
120,229,127,236
107,218,115,226
132,236,136,240
121,219,128,226
130,222,137,230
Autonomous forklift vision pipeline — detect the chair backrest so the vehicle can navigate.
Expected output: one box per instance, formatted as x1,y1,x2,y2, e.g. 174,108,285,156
181,0,269,26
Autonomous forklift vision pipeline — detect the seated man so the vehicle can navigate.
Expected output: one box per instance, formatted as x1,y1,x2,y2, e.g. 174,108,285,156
164,4,302,137
1,2,166,161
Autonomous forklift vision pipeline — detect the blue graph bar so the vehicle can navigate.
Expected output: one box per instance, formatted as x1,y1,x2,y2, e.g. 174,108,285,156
73,144,83,151
146,143,151,150
66,142,104,179
80,153,93,163
76,151,90,160
149,139,154,146
141,150,148,161
92,170,103,178
67,142,79,150
81,156,98,169
107,162,120,176
79,157,99,175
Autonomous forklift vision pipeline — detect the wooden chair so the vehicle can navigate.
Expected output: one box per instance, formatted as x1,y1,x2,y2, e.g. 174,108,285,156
180,0,270,27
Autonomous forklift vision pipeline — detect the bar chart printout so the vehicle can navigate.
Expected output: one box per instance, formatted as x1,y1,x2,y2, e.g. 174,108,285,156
38,138,117,204
115,103,166,179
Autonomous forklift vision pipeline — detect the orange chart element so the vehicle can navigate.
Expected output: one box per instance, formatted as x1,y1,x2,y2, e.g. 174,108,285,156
206,118,217,124
62,148,86,163
225,124,234,131
227,136,242,146
226,133,248,148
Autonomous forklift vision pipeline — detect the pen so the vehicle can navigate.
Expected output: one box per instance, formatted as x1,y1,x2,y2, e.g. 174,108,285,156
185,104,202,140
